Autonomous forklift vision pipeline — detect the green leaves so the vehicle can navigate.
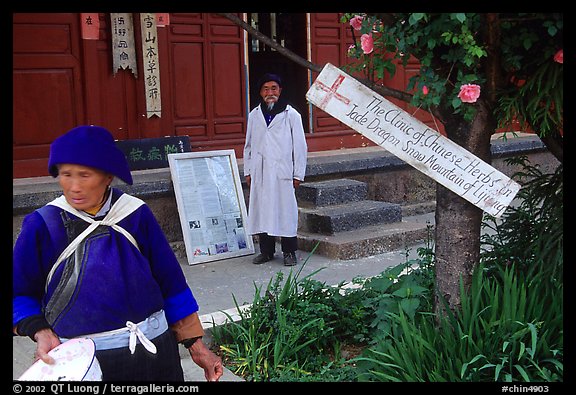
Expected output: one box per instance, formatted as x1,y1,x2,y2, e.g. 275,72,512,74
342,13,562,139
497,59,563,137
211,243,373,381
408,13,427,25
356,261,563,382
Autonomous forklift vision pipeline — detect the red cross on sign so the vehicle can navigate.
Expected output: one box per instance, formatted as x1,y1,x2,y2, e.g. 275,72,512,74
315,75,351,110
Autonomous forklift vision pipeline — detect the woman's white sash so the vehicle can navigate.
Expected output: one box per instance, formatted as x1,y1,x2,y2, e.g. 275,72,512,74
44,194,145,291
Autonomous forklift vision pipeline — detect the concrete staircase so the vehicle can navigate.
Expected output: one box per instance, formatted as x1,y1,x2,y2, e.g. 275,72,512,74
297,178,434,260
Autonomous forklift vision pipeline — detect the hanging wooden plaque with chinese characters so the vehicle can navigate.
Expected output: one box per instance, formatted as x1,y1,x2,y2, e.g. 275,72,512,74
110,13,138,77
140,13,162,118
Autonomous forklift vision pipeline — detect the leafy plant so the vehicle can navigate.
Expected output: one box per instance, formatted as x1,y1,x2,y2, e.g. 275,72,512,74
211,244,372,380
481,156,563,282
354,261,563,382
361,245,434,346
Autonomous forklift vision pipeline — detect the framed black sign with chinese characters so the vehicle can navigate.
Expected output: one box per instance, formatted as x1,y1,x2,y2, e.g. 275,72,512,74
116,136,191,170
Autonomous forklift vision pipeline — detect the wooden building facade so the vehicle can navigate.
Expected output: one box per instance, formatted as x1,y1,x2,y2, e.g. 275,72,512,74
13,13,435,179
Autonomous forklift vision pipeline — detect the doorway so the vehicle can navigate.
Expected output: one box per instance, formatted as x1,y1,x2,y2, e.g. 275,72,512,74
247,13,309,132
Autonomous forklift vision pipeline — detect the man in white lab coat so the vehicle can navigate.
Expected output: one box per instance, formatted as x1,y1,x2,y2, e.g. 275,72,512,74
243,73,308,266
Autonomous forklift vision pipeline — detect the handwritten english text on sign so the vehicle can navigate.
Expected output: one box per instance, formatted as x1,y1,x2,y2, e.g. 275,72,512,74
306,63,520,217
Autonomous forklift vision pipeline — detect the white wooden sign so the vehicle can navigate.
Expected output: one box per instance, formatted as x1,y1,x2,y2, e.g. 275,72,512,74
306,63,520,217
140,13,162,118
110,13,138,77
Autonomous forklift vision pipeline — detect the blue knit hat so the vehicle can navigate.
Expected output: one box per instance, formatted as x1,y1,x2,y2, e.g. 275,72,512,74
257,73,282,91
48,125,133,185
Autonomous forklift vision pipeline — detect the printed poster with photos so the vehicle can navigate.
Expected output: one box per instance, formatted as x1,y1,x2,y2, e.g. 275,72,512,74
168,150,254,265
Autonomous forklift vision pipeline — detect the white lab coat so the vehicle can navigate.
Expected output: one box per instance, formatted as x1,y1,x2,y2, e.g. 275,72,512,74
243,104,308,237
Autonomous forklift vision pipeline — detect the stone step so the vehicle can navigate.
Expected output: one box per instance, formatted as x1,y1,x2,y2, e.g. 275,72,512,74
297,178,368,208
298,200,402,235
401,200,437,217
297,212,435,260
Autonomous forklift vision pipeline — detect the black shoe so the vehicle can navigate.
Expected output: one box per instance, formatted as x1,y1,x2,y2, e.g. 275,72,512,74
283,252,297,266
253,253,274,264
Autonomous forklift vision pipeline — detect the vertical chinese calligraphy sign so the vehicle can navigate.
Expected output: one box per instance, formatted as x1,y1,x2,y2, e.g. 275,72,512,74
306,63,520,218
110,13,138,77
140,13,162,118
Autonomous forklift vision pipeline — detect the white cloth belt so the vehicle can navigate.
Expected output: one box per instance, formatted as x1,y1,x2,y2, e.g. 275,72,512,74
45,194,145,291
126,321,158,354
61,310,167,354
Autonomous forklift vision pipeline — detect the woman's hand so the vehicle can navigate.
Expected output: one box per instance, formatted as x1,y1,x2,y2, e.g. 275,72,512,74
33,328,61,364
188,340,224,382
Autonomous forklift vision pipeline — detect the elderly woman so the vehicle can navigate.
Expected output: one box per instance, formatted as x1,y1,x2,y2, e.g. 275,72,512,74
13,125,223,381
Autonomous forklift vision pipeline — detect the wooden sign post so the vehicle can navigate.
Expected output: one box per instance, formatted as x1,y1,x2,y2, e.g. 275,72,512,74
306,63,520,218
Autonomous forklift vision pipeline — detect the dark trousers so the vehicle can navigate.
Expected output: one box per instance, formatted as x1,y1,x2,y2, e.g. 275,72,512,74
258,233,297,255
95,329,184,381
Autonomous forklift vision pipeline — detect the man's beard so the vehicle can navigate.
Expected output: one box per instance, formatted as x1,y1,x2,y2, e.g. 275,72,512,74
265,95,279,111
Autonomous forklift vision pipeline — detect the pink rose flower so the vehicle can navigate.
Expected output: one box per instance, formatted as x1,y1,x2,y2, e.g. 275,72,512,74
361,34,374,54
422,85,429,95
350,15,364,31
553,49,563,64
458,84,481,103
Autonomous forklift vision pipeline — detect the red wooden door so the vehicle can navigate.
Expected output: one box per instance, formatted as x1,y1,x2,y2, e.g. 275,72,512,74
13,13,86,178
165,13,247,158
308,13,358,151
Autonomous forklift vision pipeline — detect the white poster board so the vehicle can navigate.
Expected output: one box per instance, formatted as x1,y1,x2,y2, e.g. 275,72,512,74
168,150,254,265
